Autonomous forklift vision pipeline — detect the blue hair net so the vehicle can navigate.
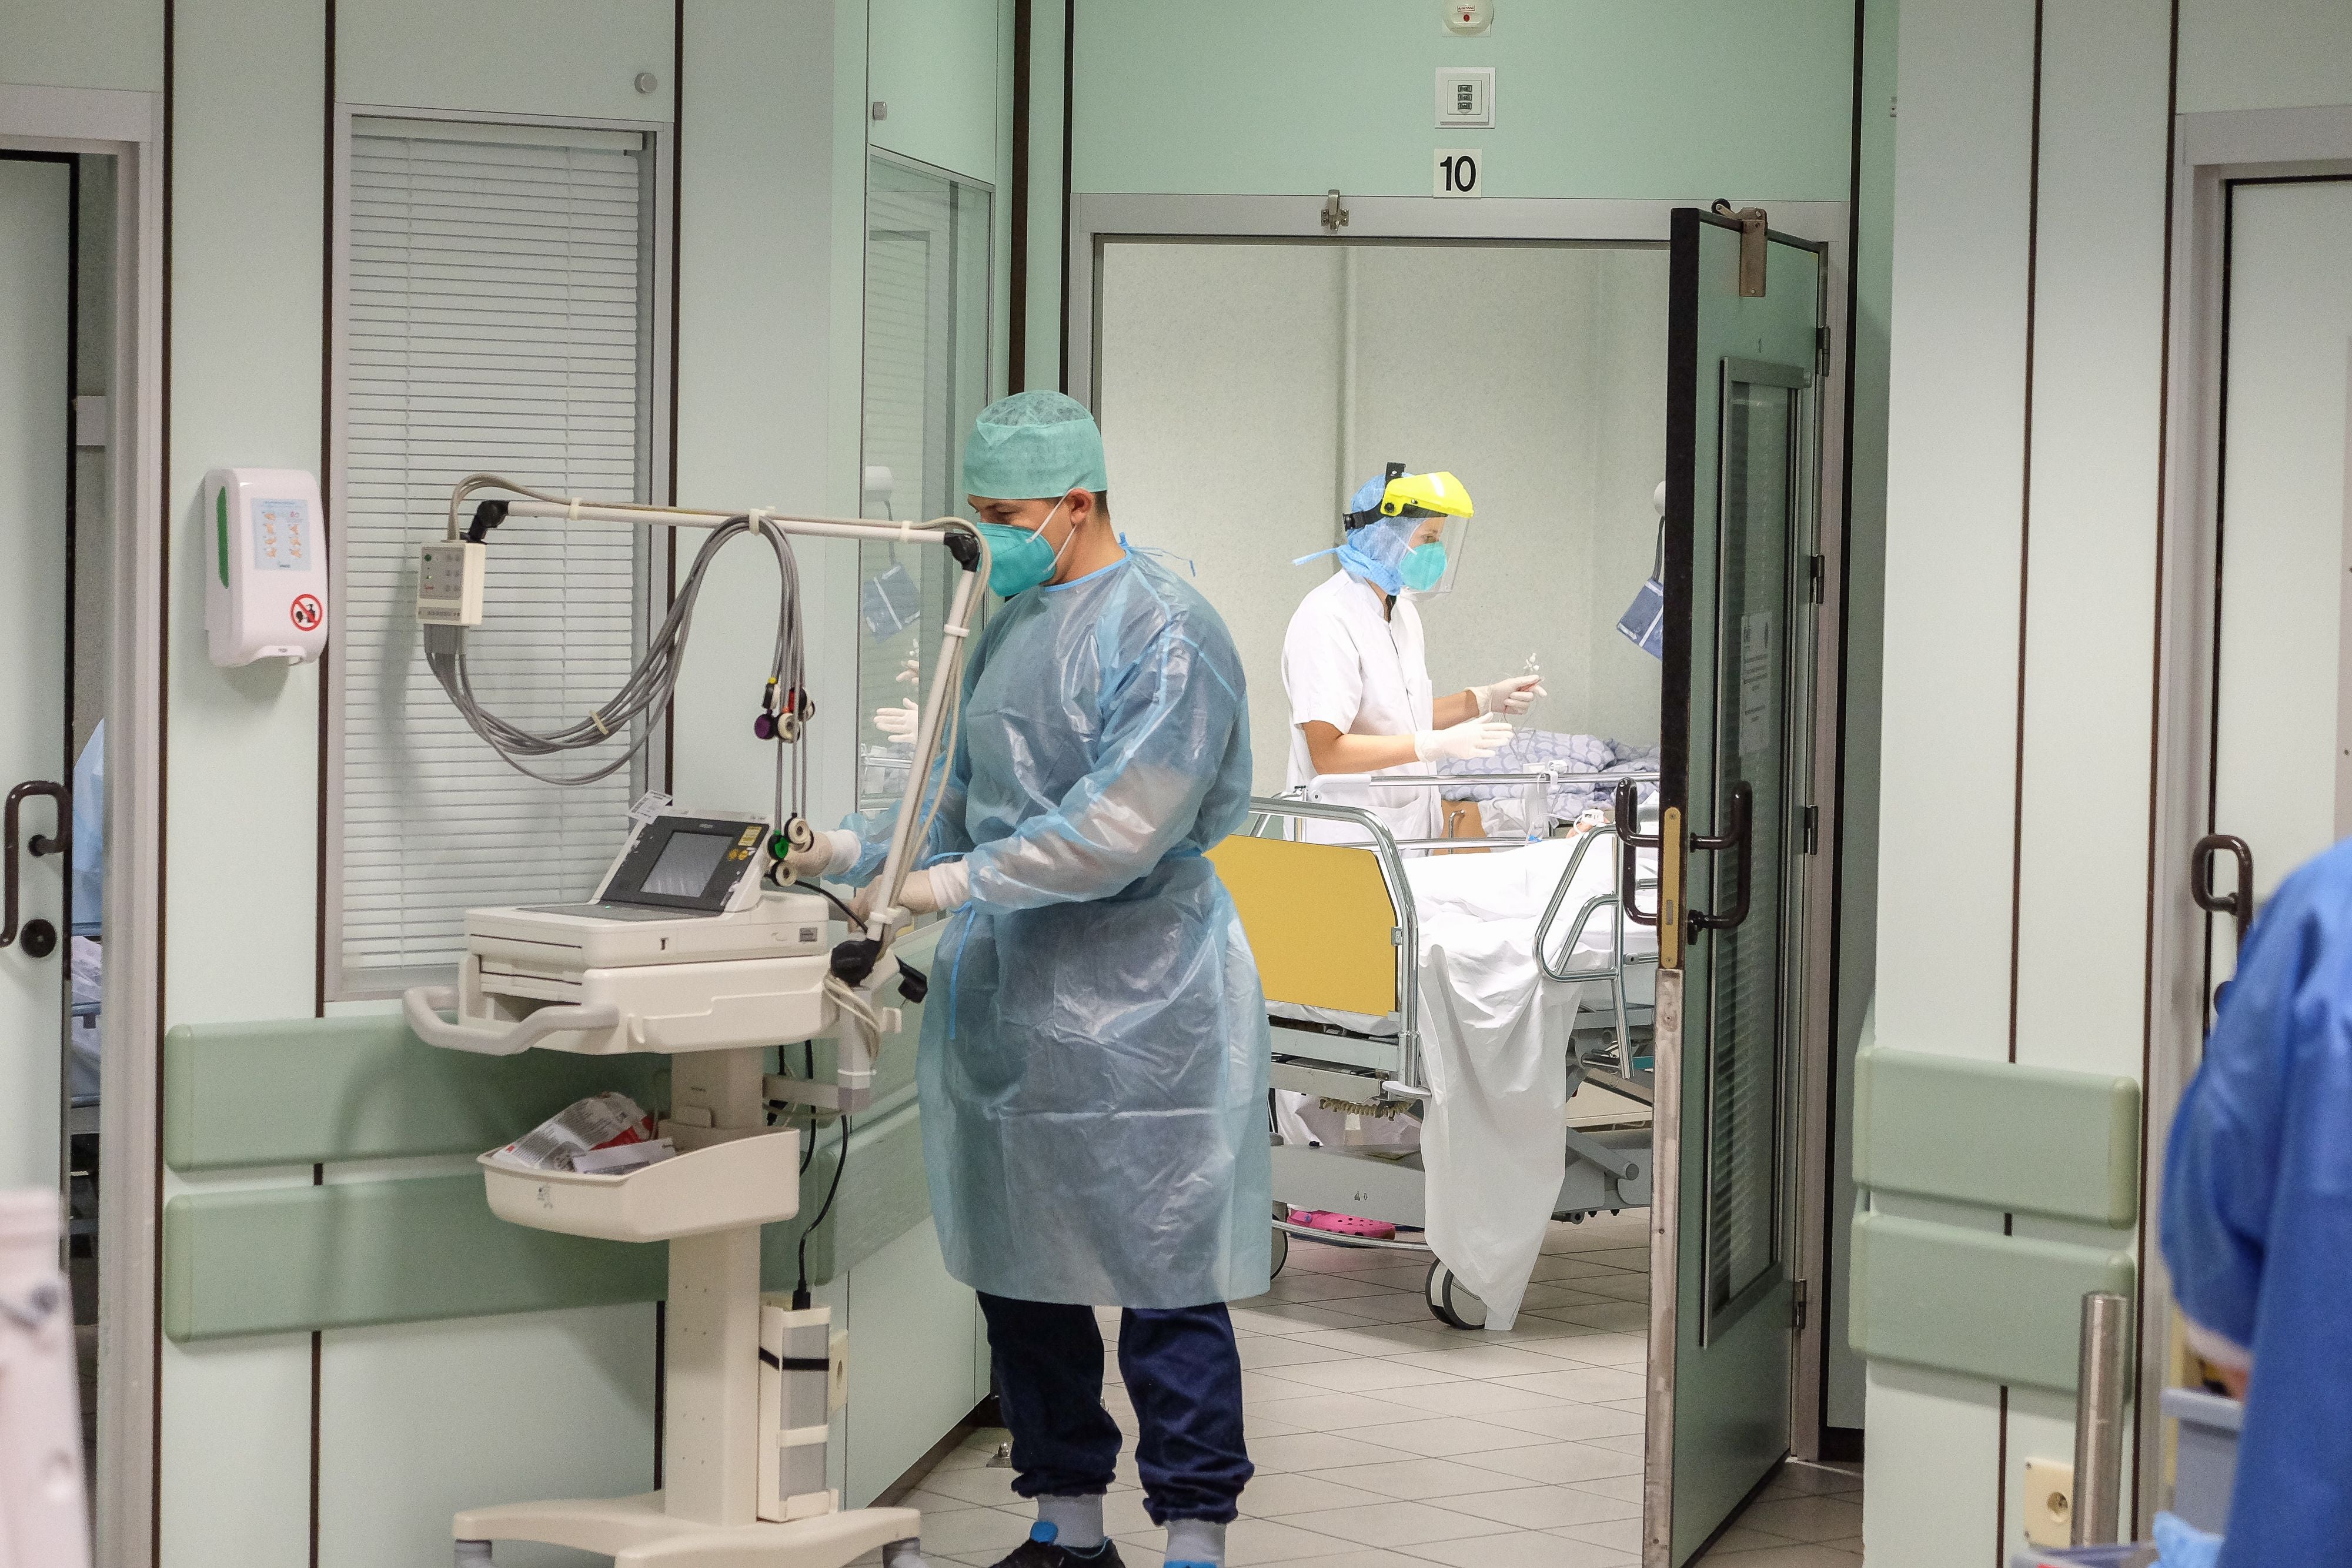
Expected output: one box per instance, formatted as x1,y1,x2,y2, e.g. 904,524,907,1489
962,390,1110,500
1295,513,1422,596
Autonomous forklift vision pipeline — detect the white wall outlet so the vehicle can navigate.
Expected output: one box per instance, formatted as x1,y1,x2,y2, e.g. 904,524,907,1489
1442,0,1492,35
2023,1458,2075,1549
1436,66,1495,128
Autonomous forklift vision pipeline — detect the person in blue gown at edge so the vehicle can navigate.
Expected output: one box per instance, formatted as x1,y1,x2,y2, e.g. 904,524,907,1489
2161,837,2352,1566
784,391,1271,1568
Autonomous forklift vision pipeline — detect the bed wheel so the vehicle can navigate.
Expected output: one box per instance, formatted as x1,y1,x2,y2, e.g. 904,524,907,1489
1424,1261,1488,1330
1269,1223,1289,1279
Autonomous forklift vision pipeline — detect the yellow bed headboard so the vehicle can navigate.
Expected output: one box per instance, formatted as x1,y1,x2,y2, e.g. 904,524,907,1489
1207,835,1402,1017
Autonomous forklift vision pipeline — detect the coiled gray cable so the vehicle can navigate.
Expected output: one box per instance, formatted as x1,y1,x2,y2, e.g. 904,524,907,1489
427,509,802,788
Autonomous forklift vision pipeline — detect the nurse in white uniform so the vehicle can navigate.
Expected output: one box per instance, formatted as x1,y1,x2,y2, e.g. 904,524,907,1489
1273,465,1544,1161
1281,465,1543,847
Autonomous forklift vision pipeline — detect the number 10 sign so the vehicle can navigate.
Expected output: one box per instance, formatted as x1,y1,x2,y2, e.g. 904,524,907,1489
1434,149,1482,198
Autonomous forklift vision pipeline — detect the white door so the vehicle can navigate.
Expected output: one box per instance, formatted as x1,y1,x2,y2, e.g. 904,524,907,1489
2206,177,2352,987
0,156,73,1196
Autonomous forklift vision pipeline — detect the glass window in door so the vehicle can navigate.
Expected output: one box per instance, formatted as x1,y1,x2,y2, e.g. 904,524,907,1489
857,154,993,813
1702,363,1808,1342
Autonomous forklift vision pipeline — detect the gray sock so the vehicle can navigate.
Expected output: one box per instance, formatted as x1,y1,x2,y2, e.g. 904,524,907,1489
1163,1519,1227,1568
1037,1493,1107,1552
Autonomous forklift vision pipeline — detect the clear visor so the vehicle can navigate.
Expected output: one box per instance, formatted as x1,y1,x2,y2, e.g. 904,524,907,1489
1404,515,1471,597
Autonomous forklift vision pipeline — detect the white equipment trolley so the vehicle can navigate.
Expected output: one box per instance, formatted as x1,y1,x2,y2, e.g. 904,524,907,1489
403,477,987,1568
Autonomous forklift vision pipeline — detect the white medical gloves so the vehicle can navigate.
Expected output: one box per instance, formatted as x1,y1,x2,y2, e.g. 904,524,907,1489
781,828,861,880
897,860,971,915
850,860,968,922
873,654,922,741
1415,714,1514,763
1472,671,1546,716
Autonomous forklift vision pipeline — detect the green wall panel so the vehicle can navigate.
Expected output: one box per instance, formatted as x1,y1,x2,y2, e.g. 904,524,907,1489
163,1016,669,1172
1071,0,1854,200
868,0,1004,182
1853,1047,2140,1225
1847,1211,2134,1395
163,1172,664,1342
166,1090,931,1341
165,932,942,1340
163,932,935,1172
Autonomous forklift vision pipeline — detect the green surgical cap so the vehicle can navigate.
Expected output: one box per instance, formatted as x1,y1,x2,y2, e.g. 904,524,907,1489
962,390,1110,500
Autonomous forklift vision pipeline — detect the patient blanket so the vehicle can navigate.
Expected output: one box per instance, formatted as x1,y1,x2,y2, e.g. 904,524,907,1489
1409,833,1655,1329
1433,730,1661,820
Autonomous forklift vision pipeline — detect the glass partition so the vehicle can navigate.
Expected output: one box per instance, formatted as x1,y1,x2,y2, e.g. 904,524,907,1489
857,153,993,814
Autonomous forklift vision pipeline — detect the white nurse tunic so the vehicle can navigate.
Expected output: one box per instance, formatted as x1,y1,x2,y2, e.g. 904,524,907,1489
1280,569,1441,847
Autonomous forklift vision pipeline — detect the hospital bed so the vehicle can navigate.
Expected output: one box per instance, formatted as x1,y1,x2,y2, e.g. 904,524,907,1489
1207,774,1658,1328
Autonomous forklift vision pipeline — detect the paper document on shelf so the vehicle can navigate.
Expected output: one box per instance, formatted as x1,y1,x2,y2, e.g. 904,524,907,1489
488,1091,661,1172
571,1138,677,1175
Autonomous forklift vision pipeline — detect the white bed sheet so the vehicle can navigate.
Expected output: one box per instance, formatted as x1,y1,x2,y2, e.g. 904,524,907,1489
1411,833,1655,1328
1264,833,1656,1322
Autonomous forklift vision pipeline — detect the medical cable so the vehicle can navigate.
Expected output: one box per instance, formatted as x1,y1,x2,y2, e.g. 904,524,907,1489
427,504,803,788
791,1116,852,1310
437,475,993,947
778,870,863,930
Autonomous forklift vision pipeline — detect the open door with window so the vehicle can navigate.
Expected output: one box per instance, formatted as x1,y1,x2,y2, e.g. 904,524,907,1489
1643,207,1827,1567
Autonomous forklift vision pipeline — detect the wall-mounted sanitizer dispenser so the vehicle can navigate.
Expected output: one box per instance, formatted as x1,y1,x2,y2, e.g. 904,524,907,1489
203,467,328,667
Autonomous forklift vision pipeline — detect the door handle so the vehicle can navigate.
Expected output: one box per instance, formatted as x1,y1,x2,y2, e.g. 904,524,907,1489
1612,778,1661,927
2191,833,2254,954
2,781,67,954
1687,781,1753,935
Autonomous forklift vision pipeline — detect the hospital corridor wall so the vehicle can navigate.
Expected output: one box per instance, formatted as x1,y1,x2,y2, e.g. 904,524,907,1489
1869,1,2352,1563
1094,240,1667,797
0,2,1023,1565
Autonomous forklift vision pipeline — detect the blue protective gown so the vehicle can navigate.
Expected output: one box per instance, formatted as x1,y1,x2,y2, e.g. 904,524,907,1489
2161,837,2352,1566
843,552,1272,1308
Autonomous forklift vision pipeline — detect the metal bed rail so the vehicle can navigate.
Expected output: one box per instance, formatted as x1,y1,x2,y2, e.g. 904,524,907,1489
1533,824,1661,1072
1251,768,1661,851
1234,795,1428,1099
1237,775,1664,1106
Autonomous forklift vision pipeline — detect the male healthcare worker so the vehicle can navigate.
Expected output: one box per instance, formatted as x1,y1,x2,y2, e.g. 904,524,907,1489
790,392,1270,1568
2161,837,2352,1564
1279,464,1545,846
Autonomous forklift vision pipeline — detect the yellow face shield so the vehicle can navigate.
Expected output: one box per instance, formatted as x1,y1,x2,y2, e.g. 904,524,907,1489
1379,470,1475,519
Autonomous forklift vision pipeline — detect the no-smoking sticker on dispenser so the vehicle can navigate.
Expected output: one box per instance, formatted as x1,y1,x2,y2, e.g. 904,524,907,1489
290,594,323,631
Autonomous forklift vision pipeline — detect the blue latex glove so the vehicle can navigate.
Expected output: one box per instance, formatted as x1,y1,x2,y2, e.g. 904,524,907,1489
2153,1511,2222,1568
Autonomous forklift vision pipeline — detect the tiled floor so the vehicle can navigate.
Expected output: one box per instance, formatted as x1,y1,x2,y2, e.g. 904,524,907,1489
897,1211,1863,1568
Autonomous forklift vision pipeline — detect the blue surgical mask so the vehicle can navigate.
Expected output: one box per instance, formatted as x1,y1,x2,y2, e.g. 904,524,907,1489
975,498,1069,597
1400,541,1448,593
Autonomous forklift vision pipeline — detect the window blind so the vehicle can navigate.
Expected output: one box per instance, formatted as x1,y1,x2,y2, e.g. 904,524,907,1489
336,116,654,992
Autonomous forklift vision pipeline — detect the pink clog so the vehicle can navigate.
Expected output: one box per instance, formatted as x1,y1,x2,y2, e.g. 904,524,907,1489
1289,1210,1398,1241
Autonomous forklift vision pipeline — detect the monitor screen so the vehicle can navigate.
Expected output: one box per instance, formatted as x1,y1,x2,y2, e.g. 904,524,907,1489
641,830,733,899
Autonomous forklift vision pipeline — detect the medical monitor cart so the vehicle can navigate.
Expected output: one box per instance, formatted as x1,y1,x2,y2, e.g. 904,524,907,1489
410,806,921,1566
403,479,987,1568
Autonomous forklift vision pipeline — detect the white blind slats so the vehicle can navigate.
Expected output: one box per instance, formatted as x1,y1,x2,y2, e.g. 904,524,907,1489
338,121,650,987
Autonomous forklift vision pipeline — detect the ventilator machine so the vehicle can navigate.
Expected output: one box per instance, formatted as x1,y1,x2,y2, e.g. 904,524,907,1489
401,474,985,1568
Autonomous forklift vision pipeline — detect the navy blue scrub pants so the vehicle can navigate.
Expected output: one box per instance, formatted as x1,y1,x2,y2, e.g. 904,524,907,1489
977,1293,1253,1526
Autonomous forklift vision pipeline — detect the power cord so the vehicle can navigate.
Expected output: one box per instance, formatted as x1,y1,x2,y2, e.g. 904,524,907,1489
792,1115,851,1310
799,1041,816,1174
771,862,863,929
